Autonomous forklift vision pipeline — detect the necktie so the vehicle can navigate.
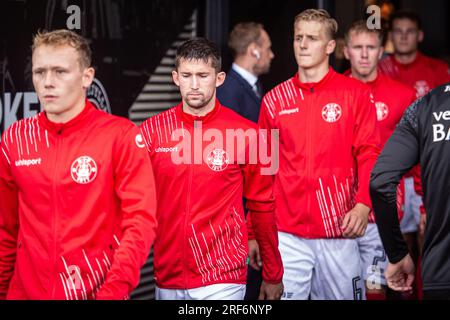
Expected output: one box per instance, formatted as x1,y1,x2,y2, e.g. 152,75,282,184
253,80,264,99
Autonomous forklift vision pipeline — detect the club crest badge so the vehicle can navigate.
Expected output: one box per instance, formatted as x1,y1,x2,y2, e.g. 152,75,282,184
375,102,389,121
71,156,98,184
322,103,342,123
206,148,229,172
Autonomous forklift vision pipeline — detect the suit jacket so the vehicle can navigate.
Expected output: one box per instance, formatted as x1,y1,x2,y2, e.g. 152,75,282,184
217,68,262,123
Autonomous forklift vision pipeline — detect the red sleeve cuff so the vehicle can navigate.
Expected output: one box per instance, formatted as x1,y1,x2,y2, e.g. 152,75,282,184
96,281,130,300
250,212,283,283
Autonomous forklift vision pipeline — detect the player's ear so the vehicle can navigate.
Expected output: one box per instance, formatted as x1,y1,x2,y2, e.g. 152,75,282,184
378,46,385,60
343,45,350,60
326,39,336,55
82,67,95,89
216,71,226,87
172,70,180,87
418,30,424,43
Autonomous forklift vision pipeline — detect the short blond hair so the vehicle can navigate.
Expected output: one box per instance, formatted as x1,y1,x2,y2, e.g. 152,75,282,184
294,9,338,40
32,29,92,69
344,20,384,46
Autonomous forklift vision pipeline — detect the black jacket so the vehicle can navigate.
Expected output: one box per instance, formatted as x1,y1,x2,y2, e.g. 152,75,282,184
217,68,262,123
370,83,450,291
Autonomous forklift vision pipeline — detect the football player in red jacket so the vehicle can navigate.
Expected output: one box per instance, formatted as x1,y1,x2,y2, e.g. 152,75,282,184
253,9,381,300
344,20,416,300
379,10,450,99
140,38,283,300
0,30,157,300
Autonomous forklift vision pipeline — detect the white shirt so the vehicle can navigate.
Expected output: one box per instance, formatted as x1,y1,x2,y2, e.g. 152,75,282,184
231,63,259,95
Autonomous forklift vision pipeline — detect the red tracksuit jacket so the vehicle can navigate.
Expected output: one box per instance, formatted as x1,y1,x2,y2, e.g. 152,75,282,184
140,100,283,289
259,68,381,239
345,71,416,222
0,100,157,300
378,52,450,99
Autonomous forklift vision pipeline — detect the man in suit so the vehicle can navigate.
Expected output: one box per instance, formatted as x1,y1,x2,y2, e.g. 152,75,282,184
217,22,275,300
217,22,274,123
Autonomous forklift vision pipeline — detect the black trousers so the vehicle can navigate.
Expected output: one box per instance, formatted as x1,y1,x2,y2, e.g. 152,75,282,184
244,265,263,300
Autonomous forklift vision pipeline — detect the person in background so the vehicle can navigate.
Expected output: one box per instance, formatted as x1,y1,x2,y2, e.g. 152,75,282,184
217,22,274,123
344,20,416,300
217,21,275,300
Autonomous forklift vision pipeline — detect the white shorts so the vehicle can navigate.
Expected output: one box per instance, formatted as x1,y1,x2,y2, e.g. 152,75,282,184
400,177,422,233
279,232,363,300
357,223,387,288
155,283,246,300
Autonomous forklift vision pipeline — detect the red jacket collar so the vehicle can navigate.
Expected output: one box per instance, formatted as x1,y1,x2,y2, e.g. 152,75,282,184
176,99,221,125
39,99,96,135
292,67,336,92
344,69,382,89
391,52,423,69
365,72,383,88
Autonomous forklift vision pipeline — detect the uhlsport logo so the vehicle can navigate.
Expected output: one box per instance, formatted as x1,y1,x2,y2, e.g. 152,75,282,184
206,148,229,172
87,78,111,114
322,103,342,123
375,102,389,121
71,156,98,184
279,108,299,116
155,146,178,153
15,158,42,167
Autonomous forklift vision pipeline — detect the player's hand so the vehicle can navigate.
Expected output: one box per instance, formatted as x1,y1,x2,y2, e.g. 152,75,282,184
258,281,284,300
248,239,262,271
341,203,370,238
385,254,415,292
